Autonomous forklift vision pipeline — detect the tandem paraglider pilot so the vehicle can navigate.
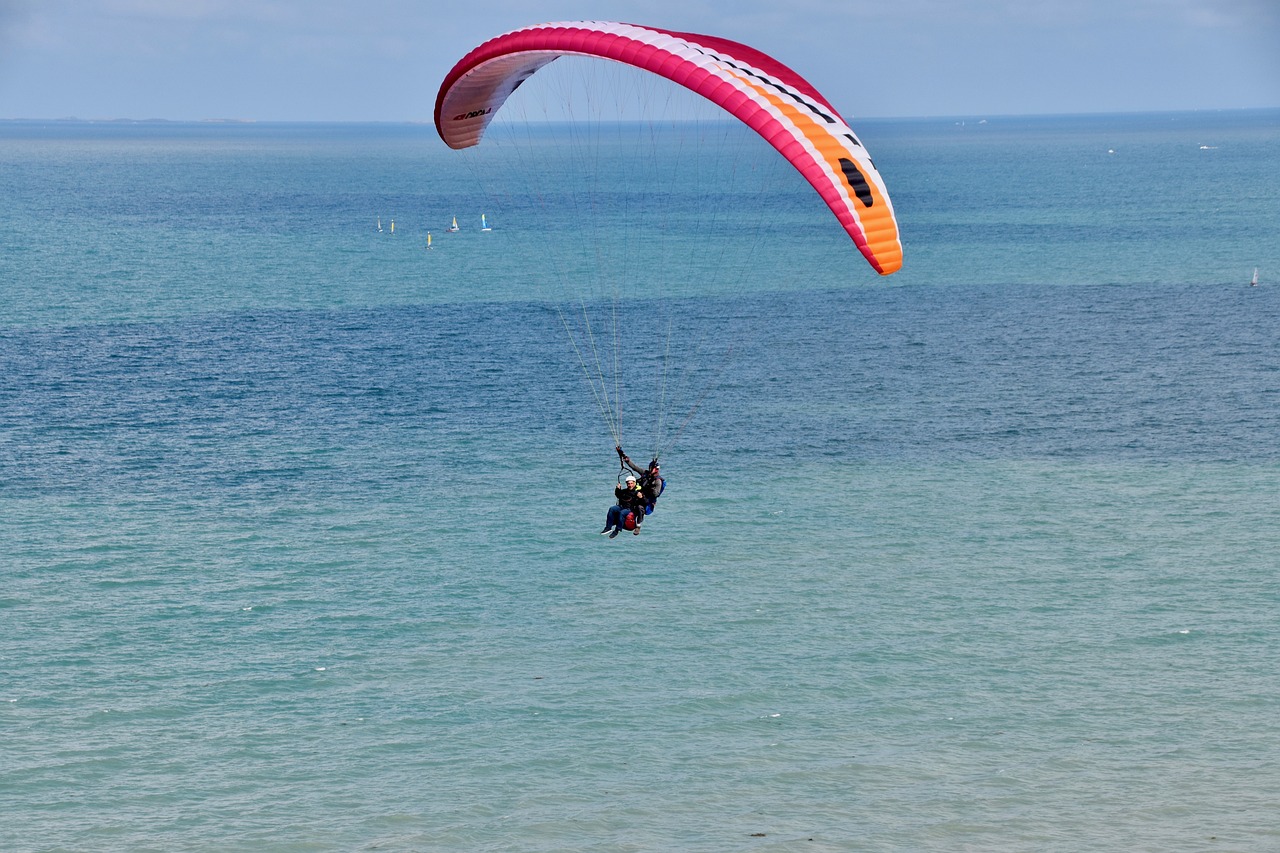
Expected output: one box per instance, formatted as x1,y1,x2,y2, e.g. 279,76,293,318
617,445,664,515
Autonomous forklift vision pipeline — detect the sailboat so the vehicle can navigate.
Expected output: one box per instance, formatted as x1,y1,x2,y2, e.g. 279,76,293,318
1250,268,1259,287
480,213,492,232
427,231,433,250
446,216,459,233
377,217,383,232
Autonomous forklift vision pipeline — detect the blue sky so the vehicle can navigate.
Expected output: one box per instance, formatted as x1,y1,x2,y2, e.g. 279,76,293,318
1,0,1277,121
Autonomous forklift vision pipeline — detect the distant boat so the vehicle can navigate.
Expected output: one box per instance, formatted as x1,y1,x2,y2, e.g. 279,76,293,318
390,219,395,234
481,213,492,232
1250,268,1259,287
427,231,433,250
446,215,459,233
377,217,383,232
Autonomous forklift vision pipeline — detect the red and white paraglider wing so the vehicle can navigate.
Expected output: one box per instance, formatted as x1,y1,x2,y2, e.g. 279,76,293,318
434,21,902,275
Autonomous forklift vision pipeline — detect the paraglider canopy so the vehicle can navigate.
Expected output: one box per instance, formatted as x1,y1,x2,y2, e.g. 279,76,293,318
435,21,902,276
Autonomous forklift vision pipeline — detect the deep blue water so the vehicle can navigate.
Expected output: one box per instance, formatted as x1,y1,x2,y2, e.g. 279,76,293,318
2,111,1280,851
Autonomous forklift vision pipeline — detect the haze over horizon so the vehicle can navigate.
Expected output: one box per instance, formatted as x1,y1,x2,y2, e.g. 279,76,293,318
1,1,1277,123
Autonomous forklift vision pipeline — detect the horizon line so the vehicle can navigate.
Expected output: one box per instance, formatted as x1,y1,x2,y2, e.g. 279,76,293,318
3,106,1279,125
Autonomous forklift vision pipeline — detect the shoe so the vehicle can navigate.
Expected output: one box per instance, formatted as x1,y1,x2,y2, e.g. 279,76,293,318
600,527,613,535
632,527,641,535
608,529,620,538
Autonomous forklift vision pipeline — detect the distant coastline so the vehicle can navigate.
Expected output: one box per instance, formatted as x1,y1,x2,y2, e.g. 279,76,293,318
1,107,1278,125
0,116,259,124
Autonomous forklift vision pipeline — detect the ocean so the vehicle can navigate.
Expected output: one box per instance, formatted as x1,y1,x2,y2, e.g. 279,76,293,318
2,108,1279,852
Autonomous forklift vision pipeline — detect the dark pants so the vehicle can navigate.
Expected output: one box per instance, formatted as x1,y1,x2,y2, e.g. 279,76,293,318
605,505,639,530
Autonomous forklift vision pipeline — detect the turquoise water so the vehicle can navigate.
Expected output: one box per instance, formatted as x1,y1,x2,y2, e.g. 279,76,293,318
3,111,1280,851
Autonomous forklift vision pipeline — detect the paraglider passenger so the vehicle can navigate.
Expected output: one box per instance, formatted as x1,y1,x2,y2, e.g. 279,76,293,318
601,474,646,538
617,446,664,514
